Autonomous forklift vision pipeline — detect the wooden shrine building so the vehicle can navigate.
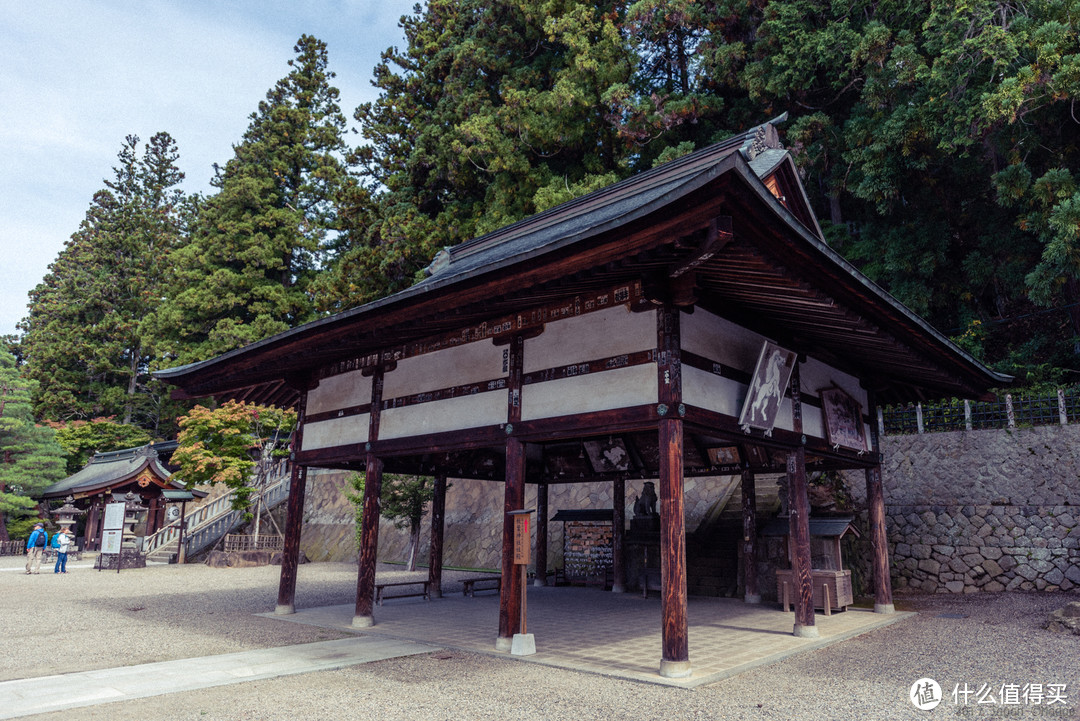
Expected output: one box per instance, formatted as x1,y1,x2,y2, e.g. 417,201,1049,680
156,116,1008,678
39,443,201,552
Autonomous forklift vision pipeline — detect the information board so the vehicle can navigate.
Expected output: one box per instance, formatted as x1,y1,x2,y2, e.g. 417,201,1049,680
103,502,126,531
100,529,123,555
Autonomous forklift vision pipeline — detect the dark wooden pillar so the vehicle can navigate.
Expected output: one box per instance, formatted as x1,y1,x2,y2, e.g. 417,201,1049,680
497,436,525,650
786,362,817,637
353,364,385,628
85,501,100,551
276,384,311,615
534,483,549,587
659,418,689,676
428,472,447,598
353,453,384,627
656,303,689,678
741,468,760,604
866,465,894,613
611,476,626,593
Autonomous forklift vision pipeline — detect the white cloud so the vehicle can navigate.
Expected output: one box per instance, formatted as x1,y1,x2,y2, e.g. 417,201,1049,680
0,0,419,337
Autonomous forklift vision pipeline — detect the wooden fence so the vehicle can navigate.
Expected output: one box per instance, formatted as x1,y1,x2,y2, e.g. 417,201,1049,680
222,534,284,552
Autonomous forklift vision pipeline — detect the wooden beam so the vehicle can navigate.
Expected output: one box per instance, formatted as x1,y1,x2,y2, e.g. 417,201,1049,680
669,216,733,279
656,304,690,678
497,436,526,650
741,468,760,604
612,476,626,593
428,472,447,599
534,483,549,587
786,362,817,637
276,388,310,615
353,453,383,627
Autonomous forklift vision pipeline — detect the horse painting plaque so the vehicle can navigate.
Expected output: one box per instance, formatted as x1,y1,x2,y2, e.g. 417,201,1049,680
738,342,797,433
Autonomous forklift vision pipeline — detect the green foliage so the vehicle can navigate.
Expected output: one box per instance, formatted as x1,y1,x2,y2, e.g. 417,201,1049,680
19,133,189,434
343,472,366,551
47,418,152,474
147,36,348,366
344,471,439,570
172,401,296,518
0,350,67,540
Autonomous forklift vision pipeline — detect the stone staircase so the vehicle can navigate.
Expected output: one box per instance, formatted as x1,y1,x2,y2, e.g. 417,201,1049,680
686,475,782,597
143,462,291,563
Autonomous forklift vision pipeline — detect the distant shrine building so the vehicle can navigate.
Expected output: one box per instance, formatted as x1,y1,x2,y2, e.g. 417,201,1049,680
157,116,1007,678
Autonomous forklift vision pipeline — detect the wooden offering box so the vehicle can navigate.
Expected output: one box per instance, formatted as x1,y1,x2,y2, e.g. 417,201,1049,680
765,516,860,614
776,568,853,614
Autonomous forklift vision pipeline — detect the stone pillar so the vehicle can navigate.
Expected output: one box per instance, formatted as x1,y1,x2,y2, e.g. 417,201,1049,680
741,469,760,604
428,472,447,598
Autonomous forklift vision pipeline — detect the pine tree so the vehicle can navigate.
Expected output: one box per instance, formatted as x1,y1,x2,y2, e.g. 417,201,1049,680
0,350,66,542
148,35,349,365
315,0,637,312
19,133,188,432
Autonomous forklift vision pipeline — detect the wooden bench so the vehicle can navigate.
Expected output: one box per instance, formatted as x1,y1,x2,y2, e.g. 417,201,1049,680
461,576,502,597
375,580,431,605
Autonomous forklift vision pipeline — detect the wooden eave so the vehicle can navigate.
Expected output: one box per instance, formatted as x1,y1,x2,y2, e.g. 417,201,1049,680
156,137,1007,410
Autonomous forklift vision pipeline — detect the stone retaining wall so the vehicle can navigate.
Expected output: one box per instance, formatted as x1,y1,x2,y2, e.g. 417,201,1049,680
879,426,1080,594
298,468,732,573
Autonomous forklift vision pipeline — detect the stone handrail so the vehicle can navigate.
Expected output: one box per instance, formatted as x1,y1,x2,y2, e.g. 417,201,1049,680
143,461,291,558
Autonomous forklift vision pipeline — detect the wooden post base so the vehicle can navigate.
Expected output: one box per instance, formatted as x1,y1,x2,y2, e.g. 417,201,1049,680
495,636,513,652
274,603,295,615
744,593,761,604
793,624,820,638
351,615,374,629
875,603,896,614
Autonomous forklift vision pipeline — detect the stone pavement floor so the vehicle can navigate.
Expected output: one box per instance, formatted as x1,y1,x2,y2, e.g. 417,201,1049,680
0,636,437,720
262,584,912,689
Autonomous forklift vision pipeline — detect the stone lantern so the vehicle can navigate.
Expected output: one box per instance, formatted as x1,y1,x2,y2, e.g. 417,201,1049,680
53,495,83,539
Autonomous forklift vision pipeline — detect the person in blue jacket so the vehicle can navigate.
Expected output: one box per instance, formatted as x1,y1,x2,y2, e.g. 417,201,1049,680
25,523,49,574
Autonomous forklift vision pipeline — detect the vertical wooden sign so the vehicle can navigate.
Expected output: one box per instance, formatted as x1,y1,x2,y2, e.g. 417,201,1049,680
513,514,530,565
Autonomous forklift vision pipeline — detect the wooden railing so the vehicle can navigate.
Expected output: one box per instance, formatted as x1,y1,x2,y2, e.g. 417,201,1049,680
882,387,1080,435
222,533,284,552
0,540,24,556
143,460,291,559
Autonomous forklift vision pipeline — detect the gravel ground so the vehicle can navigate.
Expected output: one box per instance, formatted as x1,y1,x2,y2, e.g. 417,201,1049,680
2,555,1078,721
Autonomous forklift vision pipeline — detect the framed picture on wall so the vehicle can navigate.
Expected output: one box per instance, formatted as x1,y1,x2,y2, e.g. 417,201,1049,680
820,386,867,450
738,342,797,431
706,446,741,467
583,438,631,473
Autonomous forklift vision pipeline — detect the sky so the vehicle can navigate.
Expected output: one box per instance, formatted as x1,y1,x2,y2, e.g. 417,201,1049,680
0,0,420,338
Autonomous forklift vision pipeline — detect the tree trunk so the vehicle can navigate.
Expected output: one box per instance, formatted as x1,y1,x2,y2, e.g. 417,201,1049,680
407,521,421,572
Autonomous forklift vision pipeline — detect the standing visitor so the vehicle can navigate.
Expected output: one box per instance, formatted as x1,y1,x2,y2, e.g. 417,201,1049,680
25,523,49,574
54,528,71,574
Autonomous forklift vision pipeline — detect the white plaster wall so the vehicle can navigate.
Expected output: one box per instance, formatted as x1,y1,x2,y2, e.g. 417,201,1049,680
520,364,658,421
681,308,767,374
307,370,372,415
379,391,508,439
800,356,866,408
682,366,744,417
524,306,656,373
302,415,370,450
383,341,505,399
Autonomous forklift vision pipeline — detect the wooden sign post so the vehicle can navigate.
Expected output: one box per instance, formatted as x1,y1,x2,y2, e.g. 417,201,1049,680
509,508,535,655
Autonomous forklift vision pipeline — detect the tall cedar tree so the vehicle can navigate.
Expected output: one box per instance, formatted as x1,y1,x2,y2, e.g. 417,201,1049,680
149,36,348,365
314,0,636,312
19,133,187,432
0,350,67,541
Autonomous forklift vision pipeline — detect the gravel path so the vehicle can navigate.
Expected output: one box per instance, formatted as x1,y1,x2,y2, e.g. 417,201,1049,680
2,556,1077,720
